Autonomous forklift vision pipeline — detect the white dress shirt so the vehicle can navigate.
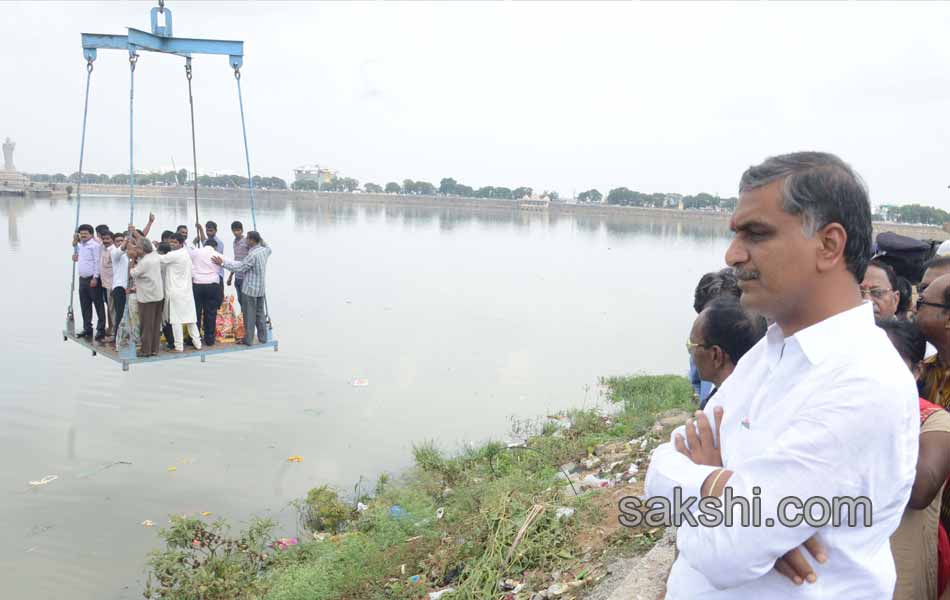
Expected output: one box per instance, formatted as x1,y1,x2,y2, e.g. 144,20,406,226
645,302,918,598
109,246,129,290
188,246,224,285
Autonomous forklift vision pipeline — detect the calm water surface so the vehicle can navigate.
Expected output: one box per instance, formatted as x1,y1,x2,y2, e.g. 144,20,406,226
0,193,731,599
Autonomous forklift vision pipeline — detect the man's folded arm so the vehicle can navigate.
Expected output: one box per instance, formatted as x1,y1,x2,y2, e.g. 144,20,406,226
677,383,907,590
644,424,718,503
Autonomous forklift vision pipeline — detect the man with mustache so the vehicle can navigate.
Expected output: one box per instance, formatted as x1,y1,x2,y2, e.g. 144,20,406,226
645,152,918,598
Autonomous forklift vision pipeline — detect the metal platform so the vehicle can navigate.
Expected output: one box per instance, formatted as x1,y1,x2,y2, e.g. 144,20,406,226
63,322,277,371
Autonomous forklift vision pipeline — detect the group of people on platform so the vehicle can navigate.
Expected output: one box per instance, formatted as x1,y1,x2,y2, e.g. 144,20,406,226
71,215,271,356
643,152,950,599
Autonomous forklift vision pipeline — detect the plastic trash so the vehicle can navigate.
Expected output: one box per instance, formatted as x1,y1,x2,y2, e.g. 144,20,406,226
287,455,304,463
28,475,58,487
436,507,445,520
429,588,455,599
390,505,407,519
271,537,298,551
141,520,155,528
357,502,368,512
351,378,369,387
409,575,421,584
555,507,576,521
200,512,212,517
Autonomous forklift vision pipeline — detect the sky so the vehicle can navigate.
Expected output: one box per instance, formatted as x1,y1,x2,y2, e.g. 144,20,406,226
2,1,950,207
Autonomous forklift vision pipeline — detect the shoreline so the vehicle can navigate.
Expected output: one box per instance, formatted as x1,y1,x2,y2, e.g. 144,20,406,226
142,374,693,600
73,184,950,241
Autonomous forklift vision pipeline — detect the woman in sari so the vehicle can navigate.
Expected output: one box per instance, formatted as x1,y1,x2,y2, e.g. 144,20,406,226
878,318,950,600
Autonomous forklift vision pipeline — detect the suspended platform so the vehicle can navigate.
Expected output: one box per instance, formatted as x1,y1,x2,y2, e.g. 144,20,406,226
63,323,277,372
65,2,279,370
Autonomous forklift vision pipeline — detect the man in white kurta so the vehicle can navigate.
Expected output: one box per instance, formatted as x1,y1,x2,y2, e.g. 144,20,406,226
644,153,918,598
159,237,201,352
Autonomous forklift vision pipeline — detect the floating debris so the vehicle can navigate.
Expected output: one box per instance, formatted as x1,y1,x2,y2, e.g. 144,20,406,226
77,460,133,479
200,512,212,517
28,475,58,487
286,455,304,463
351,378,369,387
166,466,178,472
141,520,155,528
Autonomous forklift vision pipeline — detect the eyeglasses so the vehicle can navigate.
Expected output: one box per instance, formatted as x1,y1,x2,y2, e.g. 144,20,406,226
686,339,712,353
860,288,893,300
916,298,950,311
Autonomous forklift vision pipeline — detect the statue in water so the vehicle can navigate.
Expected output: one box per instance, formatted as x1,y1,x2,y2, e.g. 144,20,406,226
2,137,14,172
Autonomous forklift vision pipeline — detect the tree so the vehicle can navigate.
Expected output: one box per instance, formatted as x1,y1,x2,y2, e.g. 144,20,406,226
52,173,68,183
439,178,458,196
415,181,436,196
385,182,401,194
364,182,383,193
578,189,602,203
475,186,494,198
455,184,474,197
493,187,513,200
512,187,533,199
543,190,559,201
292,179,320,191
177,169,188,185
402,179,415,195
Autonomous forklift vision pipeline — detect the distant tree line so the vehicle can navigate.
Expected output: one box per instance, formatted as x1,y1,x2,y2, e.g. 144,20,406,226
875,204,950,226
29,170,288,190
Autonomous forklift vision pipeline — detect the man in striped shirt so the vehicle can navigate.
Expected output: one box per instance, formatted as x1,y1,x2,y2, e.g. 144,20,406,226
213,231,271,345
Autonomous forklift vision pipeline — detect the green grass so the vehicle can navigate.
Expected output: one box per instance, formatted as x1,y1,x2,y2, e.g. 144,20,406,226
142,374,695,600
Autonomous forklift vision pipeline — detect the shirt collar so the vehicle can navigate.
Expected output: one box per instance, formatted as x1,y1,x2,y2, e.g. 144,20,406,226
768,301,874,366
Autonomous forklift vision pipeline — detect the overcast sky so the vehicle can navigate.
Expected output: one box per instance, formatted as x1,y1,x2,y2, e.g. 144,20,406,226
2,1,950,206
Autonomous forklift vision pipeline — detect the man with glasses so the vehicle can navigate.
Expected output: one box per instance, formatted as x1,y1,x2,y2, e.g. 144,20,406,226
860,258,900,318
687,296,766,409
917,273,950,410
916,257,950,309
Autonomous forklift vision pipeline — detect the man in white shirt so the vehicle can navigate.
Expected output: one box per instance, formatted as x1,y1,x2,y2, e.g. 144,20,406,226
644,152,918,598
189,239,225,346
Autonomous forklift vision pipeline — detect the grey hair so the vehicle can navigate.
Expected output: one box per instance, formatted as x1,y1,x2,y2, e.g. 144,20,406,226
739,152,873,282
137,237,153,254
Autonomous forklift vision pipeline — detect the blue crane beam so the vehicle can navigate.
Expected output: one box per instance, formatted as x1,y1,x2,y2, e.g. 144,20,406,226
80,7,244,68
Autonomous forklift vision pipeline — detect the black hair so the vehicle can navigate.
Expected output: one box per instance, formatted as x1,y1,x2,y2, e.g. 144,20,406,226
693,268,741,314
113,231,126,239
876,317,926,365
701,296,767,365
161,230,174,241
923,256,950,274
100,230,113,239
171,233,187,245
231,221,243,231
205,221,218,230
204,238,217,248
866,259,899,291
740,152,872,282
77,224,94,234
95,224,109,235
157,242,171,255
176,224,188,232
895,276,911,315
246,231,262,244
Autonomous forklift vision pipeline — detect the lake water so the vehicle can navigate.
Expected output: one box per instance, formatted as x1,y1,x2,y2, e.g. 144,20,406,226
0,193,731,599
